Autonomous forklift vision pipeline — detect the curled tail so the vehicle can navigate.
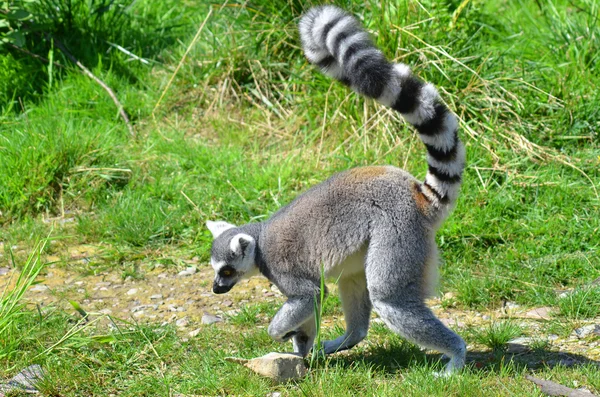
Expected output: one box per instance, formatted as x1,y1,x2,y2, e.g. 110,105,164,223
299,6,465,217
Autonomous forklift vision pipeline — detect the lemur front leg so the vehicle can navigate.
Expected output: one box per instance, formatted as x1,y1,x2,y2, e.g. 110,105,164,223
291,316,316,357
267,277,321,356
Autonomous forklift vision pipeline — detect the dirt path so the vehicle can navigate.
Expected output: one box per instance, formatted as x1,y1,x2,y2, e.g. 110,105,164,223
1,244,599,365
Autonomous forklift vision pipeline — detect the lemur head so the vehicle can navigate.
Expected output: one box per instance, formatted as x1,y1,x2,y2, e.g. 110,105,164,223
206,221,258,294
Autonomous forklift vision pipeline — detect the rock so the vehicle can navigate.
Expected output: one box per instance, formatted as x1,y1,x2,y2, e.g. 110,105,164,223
0,267,10,276
126,288,138,296
176,317,189,328
222,300,233,307
150,294,163,300
270,285,282,295
526,375,598,397
30,285,49,293
178,266,197,277
188,329,201,338
226,353,307,383
131,304,159,313
504,301,520,310
202,314,223,325
524,307,553,320
0,364,45,394
574,324,600,339
506,337,533,353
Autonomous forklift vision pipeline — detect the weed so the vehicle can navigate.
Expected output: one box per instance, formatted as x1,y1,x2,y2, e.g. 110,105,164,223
471,321,523,352
228,305,262,326
557,287,600,320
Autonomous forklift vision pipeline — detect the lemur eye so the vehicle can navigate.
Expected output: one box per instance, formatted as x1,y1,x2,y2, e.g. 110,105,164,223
221,269,233,277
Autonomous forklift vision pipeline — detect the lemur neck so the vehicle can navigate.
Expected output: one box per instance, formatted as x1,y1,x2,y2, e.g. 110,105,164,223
238,222,269,278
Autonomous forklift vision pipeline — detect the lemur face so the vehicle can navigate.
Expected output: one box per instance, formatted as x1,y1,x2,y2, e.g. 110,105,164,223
207,221,258,294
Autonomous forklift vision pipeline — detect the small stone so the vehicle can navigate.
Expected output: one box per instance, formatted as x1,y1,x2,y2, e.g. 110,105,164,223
185,266,197,275
188,329,201,338
178,266,197,277
131,304,159,313
158,273,168,279
574,324,600,339
150,294,163,300
222,300,233,307
30,285,49,293
176,317,189,328
0,267,10,276
506,337,533,353
524,307,553,320
226,353,307,383
202,314,223,325
270,285,282,295
548,334,559,341
482,315,491,320
126,288,138,296
1,365,45,393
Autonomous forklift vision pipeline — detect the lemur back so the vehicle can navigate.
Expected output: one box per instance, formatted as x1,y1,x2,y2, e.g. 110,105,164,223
207,5,467,374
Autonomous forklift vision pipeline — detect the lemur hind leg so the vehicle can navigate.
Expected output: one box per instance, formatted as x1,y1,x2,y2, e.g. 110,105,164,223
322,274,371,354
366,235,466,374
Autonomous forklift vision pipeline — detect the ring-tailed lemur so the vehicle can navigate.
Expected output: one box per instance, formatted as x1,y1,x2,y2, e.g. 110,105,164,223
206,5,466,373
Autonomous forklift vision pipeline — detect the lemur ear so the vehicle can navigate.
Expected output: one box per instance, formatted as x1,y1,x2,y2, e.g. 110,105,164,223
206,220,236,238
230,233,255,256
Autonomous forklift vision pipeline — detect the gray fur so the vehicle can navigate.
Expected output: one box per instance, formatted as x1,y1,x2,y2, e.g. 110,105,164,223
207,6,467,374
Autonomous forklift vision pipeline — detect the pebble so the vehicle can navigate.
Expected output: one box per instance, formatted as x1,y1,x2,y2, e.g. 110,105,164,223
126,288,138,296
176,317,189,328
222,300,233,307
177,266,197,277
202,314,223,325
150,294,163,300
524,307,553,320
574,324,600,339
188,329,201,337
30,285,49,293
506,337,533,353
131,304,159,313
0,267,10,276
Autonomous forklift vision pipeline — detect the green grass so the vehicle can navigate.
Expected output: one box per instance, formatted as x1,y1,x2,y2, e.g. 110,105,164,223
1,0,600,395
557,286,600,320
470,321,523,352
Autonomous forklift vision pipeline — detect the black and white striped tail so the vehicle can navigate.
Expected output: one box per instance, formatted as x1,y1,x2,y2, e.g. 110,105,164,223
299,6,466,214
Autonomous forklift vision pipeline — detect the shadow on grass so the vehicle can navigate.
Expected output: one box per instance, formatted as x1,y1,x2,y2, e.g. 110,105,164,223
321,341,600,374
